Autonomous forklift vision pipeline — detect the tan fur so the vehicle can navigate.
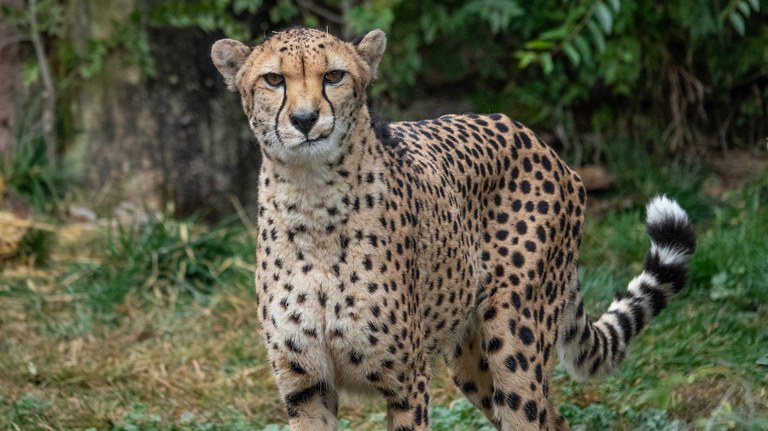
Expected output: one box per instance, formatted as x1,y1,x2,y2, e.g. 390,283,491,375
212,27,695,431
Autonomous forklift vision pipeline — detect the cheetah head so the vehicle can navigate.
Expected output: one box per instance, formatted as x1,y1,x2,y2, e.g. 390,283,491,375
211,28,386,165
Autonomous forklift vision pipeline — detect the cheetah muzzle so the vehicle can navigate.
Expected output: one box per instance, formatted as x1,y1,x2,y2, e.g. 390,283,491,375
212,27,696,431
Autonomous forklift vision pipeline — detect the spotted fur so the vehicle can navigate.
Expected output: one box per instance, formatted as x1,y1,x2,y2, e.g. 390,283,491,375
211,28,696,431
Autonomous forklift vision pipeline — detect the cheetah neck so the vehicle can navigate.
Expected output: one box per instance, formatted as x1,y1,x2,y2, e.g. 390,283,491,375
258,106,388,240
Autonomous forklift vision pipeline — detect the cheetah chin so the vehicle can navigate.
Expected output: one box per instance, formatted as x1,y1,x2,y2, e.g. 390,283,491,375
212,27,696,431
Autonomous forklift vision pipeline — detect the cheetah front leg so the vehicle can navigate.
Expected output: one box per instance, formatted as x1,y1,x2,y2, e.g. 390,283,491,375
276,374,339,431
384,370,431,431
260,317,339,430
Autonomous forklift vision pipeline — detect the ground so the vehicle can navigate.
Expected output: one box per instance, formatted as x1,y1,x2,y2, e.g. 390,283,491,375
1,153,767,430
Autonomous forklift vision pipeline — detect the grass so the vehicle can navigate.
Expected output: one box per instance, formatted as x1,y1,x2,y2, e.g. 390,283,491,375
1,155,767,430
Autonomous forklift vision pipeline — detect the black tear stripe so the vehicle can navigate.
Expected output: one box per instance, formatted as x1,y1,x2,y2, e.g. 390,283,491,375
321,79,337,138
275,74,287,149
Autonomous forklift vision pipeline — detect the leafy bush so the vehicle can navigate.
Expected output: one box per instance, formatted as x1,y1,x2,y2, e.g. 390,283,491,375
0,102,68,213
102,403,256,431
66,215,254,316
381,1,766,151
430,398,496,431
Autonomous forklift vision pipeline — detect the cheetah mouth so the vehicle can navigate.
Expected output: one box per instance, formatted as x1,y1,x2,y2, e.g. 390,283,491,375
298,135,330,147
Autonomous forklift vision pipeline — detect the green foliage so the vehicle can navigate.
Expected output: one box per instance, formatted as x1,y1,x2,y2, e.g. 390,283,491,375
66,215,254,317
566,164,768,430
7,0,766,156
0,0,63,39
560,403,689,430
365,0,766,150
695,397,768,430
147,0,263,41
689,170,768,305
259,398,496,430
78,15,155,79
516,1,620,72
430,398,496,431
1,1,64,93
3,393,53,429
559,403,617,429
721,0,762,36
0,102,68,213
101,403,258,431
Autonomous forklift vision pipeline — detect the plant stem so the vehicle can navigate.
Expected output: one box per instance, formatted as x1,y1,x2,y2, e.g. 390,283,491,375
28,0,57,165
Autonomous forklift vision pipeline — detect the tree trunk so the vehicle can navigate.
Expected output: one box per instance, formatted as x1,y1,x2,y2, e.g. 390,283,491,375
63,0,260,220
0,0,22,155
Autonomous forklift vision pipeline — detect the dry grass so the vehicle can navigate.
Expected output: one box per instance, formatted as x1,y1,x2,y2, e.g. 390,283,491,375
0,274,277,429
2,168,767,429
0,266,467,431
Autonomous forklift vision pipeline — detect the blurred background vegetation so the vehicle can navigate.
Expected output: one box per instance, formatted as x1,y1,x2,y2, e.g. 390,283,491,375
0,1,767,430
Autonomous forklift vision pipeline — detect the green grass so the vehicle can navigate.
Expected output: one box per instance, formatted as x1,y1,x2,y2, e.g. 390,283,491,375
557,167,768,430
0,101,70,214
1,158,766,430
67,214,256,316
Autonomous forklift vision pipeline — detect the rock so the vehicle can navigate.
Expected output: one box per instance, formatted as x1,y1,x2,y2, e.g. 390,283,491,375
576,165,613,191
68,205,97,223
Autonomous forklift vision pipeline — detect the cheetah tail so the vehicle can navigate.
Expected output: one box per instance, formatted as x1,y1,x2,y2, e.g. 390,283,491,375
556,196,696,382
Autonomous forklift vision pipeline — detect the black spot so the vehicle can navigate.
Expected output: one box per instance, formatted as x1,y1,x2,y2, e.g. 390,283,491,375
284,382,326,417
512,252,525,268
285,339,302,353
493,389,505,405
462,381,478,394
506,392,521,410
525,240,537,252
537,201,549,214
505,355,517,372
524,400,538,421
290,362,306,374
367,372,381,382
494,265,505,277
515,221,527,235
516,352,529,371
519,325,535,345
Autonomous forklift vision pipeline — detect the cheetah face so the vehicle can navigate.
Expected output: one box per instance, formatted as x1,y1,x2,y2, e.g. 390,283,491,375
212,28,386,165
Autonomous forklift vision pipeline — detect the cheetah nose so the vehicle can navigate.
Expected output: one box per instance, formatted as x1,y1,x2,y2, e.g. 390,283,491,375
289,110,319,135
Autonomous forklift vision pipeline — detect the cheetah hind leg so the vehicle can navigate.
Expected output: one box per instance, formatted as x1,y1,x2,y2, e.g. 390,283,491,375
445,323,500,429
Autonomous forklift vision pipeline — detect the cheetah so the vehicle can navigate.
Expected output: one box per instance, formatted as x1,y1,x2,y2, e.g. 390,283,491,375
211,28,696,431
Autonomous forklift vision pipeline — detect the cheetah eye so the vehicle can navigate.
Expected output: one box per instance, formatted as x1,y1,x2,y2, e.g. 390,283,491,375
264,73,285,87
323,70,345,84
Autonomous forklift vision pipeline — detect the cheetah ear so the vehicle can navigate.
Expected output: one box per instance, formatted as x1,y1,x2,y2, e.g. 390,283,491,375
211,39,252,92
354,29,387,79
